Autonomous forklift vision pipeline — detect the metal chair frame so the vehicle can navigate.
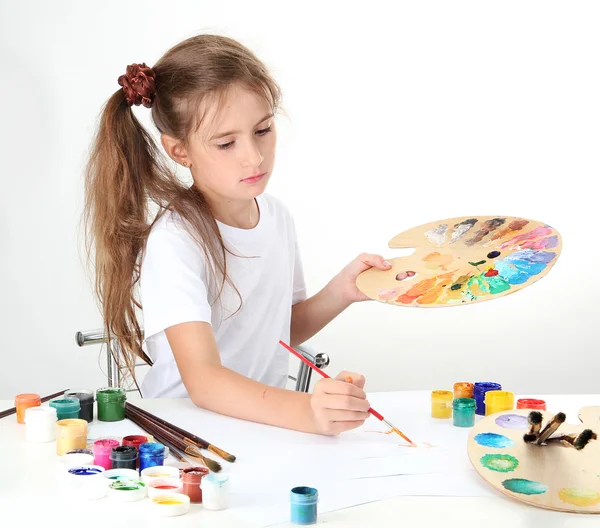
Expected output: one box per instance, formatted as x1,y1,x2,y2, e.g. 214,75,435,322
75,328,329,394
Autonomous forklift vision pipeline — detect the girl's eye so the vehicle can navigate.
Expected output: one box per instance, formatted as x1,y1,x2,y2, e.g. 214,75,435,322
217,141,234,150
256,126,272,136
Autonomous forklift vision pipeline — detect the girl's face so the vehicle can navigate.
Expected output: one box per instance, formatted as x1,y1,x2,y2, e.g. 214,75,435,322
185,85,277,202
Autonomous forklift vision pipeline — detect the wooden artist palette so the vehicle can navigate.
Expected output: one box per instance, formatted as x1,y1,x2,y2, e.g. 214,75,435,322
467,407,600,513
356,215,562,307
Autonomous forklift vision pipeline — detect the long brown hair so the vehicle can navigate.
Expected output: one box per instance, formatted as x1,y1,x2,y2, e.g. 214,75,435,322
83,34,281,382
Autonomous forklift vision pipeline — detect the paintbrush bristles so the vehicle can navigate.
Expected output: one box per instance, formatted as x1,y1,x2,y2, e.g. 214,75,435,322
574,429,596,450
524,411,544,443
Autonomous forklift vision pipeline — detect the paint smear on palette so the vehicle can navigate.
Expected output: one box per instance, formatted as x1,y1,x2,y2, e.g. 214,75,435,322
450,218,477,244
480,454,519,473
465,218,506,246
425,224,448,245
488,219,530,243
495,415,529,429
474,433,515,448
499,226,553,250
494,250,556,285
558,488,600,507
502,478,548,495
422,251,454,271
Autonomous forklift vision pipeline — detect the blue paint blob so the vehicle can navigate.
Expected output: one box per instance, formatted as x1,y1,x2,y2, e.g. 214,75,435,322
68,466,103,476
474,433,515,448
495,414,528,429
502,478,548,495
290,486,318,525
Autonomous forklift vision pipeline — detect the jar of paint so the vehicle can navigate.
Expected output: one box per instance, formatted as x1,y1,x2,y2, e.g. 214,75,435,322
484,390,514,416
452,398,476,427
473,382,502,415
14,393,41,424
64,389,94,422
431,390,453,419
107,479,147,502
96,387,126,422
290,486,319,525
201,474,230,511
93,437,120,470
453,382,474,399
182,467,209,503
517,398,546,411
56,418,88,455
66,465,107,500
103,468,140,482
110,445,138,471
60,451,95,468
141,464,181,484
150,493,191,517
147,477,183,498
24,406,57,442
138,442,166,472
49,397,81,420
122,434,148,469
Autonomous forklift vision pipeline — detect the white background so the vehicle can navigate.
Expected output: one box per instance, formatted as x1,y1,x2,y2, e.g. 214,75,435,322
1,0,598,399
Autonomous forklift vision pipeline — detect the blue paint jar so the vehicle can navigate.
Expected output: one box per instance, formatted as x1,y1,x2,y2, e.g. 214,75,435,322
473,382,502,416
49,397,81,420
290,486,318,525
138,442,165,473
453,398,476,427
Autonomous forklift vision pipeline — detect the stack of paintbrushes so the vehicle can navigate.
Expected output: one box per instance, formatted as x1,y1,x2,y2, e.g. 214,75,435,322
125,402,236,472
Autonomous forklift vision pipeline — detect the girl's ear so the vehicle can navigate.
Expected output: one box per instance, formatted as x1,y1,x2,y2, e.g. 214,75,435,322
161,134,189,166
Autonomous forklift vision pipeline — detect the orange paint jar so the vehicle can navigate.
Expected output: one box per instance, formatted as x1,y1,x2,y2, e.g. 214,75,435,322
14,393,41,424
182,467,209,503
453,382,474,399
56,419,88,455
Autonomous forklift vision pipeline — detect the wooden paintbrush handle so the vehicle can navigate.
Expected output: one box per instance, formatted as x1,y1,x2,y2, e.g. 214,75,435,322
208,445,233,460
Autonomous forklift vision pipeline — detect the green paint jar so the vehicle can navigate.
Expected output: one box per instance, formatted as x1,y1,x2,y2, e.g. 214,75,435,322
453,398,476,427
49,397,81,420
96,387,126,422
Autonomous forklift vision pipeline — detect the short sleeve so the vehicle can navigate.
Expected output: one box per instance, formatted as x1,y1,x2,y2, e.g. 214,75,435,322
291,222,307,305
140,223,212,341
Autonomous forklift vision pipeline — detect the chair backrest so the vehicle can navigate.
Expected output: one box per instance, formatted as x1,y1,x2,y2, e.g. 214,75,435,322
75,328,329,394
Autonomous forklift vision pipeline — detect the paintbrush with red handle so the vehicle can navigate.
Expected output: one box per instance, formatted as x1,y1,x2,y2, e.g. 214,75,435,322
279,340,414,444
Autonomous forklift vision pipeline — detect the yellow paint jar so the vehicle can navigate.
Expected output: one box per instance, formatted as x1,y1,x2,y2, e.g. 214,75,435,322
56,418,88,455
484,390,515,416
431,390,453,419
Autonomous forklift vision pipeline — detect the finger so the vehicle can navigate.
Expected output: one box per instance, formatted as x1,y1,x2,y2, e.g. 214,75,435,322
319,379,367,400
358,253,392,270
335,371,366,389
328,420,366,435
319,394,371,412
322,410,371,422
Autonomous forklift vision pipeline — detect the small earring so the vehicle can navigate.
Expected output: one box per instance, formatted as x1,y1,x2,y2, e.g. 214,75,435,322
182,161,188,167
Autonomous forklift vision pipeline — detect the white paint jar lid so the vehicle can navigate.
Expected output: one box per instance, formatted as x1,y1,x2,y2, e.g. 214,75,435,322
149,493,190,517
107,479,147,502
140,464,180,483
147,477,183,498
103,468,140,481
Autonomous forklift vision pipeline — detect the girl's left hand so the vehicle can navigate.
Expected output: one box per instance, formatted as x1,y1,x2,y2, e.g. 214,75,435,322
330,253,392,304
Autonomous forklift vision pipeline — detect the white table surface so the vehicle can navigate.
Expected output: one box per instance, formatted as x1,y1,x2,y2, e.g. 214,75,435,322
1,391,599,528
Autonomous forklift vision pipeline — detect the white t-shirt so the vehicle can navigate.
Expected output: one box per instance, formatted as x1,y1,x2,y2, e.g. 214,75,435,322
139,193,307,398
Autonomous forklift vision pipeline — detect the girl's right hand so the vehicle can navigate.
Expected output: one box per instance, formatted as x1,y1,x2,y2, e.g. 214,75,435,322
309,371,371,435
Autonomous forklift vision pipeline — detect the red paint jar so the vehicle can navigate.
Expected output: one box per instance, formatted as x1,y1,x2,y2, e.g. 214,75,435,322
122,435,148,469
517,398,546,411
182,467,209,503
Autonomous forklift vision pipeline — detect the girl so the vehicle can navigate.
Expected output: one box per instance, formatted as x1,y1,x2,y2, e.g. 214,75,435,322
84,34,392,436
